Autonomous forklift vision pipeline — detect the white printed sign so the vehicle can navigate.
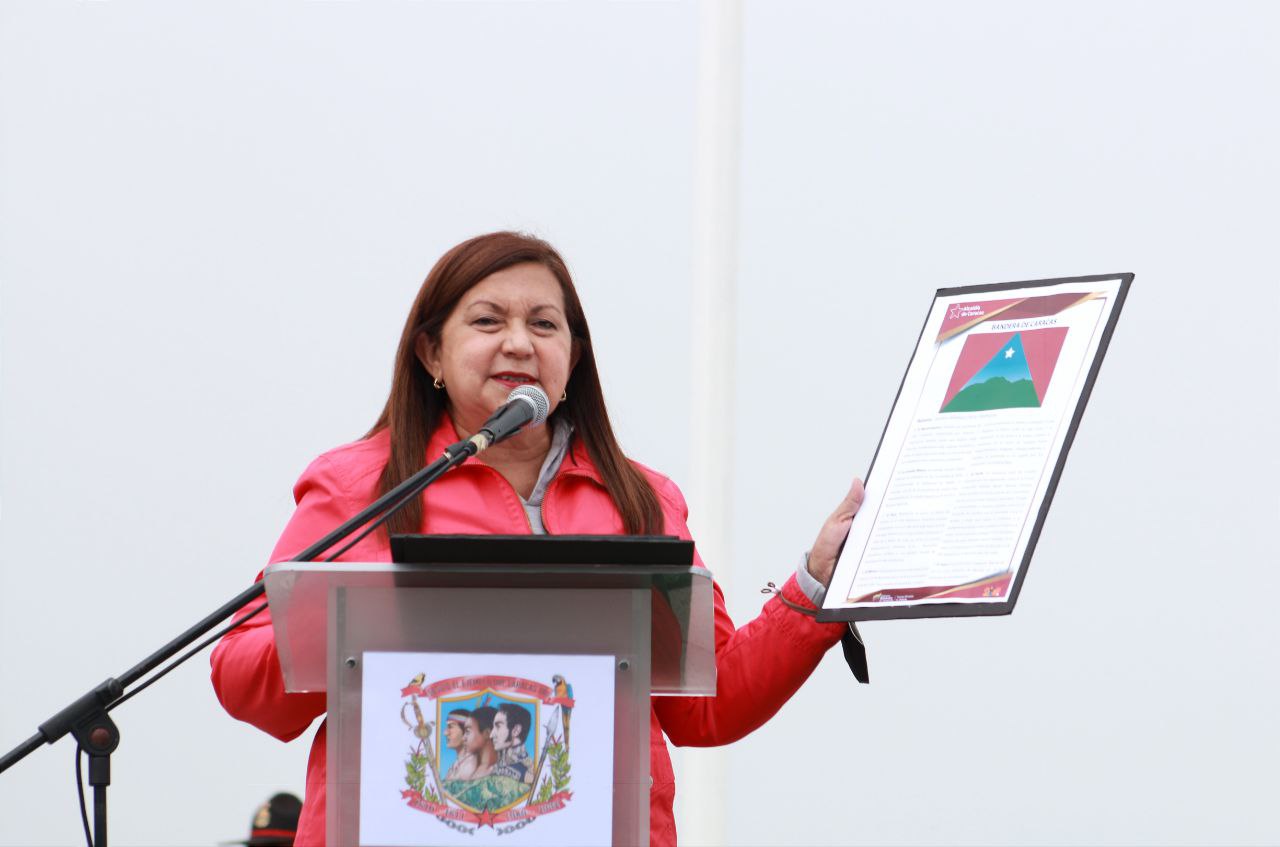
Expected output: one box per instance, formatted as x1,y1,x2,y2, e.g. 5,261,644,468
359,651,615,847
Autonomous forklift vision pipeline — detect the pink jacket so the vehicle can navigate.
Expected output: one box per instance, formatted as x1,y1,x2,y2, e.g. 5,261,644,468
211,417,845,845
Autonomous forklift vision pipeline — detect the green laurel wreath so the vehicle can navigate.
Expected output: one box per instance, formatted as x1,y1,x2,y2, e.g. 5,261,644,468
534,739,571,803
405,748,440,803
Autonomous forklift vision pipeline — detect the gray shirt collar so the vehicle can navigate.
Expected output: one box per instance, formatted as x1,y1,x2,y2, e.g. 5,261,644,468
522,417,574,510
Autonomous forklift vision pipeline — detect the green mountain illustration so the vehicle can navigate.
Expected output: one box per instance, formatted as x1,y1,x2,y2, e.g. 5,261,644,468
943,376,1039,412
444,774,529,811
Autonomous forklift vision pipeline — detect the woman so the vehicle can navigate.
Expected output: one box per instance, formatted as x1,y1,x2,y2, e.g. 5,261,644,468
211,231,864,845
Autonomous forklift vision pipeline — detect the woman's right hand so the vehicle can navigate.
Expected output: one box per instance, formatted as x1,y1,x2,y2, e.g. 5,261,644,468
804,477,865,588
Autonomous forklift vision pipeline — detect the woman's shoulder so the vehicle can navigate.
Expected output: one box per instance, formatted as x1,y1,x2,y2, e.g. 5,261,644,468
561,438,687,516
295,429,391,495
628,459,689,517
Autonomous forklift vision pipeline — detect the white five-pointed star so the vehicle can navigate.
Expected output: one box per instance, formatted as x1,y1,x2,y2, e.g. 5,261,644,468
1005,348,1015,359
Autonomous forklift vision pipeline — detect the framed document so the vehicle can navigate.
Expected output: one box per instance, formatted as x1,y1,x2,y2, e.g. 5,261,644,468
819,273,1133,622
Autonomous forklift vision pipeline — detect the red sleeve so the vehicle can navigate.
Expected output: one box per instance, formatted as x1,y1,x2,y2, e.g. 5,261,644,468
210,453,383,741
650,480,846,747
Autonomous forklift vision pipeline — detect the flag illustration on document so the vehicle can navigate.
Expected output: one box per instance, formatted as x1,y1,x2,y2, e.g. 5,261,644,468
941,327,1068,413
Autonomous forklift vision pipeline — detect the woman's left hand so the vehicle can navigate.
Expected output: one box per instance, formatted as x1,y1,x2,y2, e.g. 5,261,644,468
805,477,865,587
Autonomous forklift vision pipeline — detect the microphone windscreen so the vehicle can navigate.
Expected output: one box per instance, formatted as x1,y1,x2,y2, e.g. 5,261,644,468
509,385,551,427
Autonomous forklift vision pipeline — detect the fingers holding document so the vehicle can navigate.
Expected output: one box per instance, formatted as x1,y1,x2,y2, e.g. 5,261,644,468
806,477,865,588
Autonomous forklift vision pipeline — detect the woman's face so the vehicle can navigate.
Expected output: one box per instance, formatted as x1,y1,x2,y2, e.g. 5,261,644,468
417,263,577,438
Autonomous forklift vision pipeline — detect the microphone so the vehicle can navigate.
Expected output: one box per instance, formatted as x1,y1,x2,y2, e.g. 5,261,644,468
467,385,551,452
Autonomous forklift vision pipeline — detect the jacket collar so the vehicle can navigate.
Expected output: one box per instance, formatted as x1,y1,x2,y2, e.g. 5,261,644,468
424,412,604,485
558,432,603,483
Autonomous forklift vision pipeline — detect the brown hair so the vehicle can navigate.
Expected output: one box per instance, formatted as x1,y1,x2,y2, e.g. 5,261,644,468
367,231,663,537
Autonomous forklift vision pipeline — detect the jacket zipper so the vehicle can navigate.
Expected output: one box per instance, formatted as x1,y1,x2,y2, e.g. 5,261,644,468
540,477,558,535
460,463,535,534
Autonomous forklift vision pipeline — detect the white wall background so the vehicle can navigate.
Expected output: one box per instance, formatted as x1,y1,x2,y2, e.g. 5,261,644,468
1,2,1276,846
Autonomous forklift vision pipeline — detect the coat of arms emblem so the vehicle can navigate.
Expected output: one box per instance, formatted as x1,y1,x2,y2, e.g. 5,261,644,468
398,672,576,835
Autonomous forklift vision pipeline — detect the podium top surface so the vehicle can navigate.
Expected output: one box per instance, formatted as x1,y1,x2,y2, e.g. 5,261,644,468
263,537,715,696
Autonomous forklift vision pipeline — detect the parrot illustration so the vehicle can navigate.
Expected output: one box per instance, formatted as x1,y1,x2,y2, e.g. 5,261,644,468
551,674,573,751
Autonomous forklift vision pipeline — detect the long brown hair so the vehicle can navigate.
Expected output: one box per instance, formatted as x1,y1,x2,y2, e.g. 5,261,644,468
367,231,663,536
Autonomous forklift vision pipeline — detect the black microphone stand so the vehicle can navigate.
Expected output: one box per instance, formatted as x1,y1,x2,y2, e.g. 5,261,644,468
0,437,480,847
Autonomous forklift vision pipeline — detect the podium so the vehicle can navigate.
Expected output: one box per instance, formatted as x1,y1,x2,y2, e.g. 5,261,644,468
263,535,714,847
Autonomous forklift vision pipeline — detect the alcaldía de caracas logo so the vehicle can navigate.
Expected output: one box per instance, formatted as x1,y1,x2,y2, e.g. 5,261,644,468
399,672,576,836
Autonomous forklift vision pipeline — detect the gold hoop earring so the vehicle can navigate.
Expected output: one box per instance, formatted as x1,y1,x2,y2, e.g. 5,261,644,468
560,389,568,402
433,376,445,390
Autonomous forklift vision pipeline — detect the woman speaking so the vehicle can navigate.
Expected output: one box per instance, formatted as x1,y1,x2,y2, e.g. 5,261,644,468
211,231,864,845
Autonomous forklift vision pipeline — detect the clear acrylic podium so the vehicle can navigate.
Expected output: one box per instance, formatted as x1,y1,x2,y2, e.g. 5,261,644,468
263,535,714,847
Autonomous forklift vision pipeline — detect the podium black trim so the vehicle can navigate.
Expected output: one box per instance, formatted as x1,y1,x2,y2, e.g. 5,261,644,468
391,534,695,567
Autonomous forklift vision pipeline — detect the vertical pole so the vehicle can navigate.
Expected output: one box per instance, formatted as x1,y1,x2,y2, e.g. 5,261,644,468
680,0,742,844
90,757,109,847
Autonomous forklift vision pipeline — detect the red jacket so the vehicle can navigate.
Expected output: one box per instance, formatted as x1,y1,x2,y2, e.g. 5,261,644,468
211,417,845,845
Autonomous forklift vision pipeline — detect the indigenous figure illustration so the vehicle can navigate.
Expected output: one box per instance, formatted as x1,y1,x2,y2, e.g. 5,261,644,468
399,672,576,835
441,708,476,781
